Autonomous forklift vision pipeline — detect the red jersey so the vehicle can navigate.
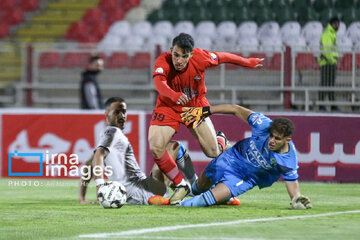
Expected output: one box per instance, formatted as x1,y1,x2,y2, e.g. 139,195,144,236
152,48,220,113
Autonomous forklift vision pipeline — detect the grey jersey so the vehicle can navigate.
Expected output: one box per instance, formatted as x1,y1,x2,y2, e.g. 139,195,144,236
97,126,167,204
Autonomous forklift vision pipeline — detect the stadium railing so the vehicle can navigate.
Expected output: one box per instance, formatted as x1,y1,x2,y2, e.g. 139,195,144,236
4,42,360,112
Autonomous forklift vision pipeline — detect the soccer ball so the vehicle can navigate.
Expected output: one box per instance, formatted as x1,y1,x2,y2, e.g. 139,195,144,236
97,181,127,209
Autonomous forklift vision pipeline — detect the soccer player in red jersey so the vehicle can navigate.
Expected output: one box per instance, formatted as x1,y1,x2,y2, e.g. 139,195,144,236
148,33,263,204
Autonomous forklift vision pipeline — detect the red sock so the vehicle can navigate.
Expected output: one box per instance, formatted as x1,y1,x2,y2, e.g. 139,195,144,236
154,150,183,185
217,136,226,153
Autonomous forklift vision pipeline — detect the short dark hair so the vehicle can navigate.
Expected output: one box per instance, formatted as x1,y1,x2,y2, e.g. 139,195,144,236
329,17,340,25
89,55,102,64
172,33,194,53
105,97,125,108
269,118,294,137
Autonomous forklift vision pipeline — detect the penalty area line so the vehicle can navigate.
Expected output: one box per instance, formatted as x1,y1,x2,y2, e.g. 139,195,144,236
78,210,360,239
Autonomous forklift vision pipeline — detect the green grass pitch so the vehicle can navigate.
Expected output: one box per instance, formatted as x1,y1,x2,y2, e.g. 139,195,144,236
0,179,359,240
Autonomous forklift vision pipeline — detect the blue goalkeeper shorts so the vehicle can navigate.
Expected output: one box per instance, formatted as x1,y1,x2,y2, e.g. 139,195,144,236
204,149,255,197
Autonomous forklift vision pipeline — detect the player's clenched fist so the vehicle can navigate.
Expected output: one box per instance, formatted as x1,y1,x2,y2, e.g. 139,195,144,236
290,192,312,210
181,106,212,128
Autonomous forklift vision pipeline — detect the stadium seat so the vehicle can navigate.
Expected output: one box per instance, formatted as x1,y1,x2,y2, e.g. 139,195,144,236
153,21,174,40
105,8,125,24
217,21,237,39
146,34,169,51
106,20,131,38
337,22,347,38
60,53,88,69
194,36,212,50
132,21,153,38
248,0,270,9
254,8,273,25
65,21,88,41
274,6,296,26
189,7,211,25
20,0,39,12
174,21,195,36
301,21,323,44
280,21,301,44
319,8,340,26
39,52,60,69
123,35,145,53
341,8,359,26
260,36,283,54
83,7,103,24
268,53,282,70
122,0,141,11
1,0,16,11
90,21,110,41
338,53,353,71
346,22,360,44
105,52,128,69
295,53,315,70
356,53,360,68
308,39,320,54
338,36,353,52
128,52,151,69
258,21,280,39
234,37,259,54
211,6,231,24
97,35,122,51
270,0,291,9
313,0,333,12
232,7,253,25
334,0,356,9
99,0,118,11
237,21,258,39
5,8,24,25
195,21,216,39
0,23,9,39
286,36,306,51
297,8,319,26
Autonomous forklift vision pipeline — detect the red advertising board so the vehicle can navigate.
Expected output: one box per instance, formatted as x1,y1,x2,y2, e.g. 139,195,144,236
1,110,360,182
1,111,140,178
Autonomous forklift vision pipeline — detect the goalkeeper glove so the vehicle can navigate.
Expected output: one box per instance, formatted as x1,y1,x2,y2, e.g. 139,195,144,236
181,106,211,128
290,192,312,210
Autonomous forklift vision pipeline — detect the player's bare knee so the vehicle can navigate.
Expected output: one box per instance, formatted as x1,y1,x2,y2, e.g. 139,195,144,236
203,146,219,158
149,141,166,158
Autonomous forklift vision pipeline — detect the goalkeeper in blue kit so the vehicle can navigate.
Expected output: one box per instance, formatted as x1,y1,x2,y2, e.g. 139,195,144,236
180,104,312,209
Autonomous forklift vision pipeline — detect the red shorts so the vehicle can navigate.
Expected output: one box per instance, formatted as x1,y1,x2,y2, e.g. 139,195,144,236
150,107,183,132
150,98,210,132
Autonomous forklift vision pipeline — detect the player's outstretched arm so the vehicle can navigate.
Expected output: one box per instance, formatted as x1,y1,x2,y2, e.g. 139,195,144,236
93,147,109,192
217,52,264,68
209,104,254,123
285,181,312,210
181,104,254,128
79,153,98,204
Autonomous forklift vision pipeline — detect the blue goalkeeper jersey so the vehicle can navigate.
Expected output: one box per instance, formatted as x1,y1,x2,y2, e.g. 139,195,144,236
230,112,299,188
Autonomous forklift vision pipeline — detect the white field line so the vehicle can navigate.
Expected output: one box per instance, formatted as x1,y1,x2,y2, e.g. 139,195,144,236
78,210,360,239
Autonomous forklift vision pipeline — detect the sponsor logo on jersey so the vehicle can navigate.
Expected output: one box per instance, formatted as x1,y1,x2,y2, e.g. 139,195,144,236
210,53,217,61
155,67,164,73
246,140,272,170
194,75,202,82
183,87,199,100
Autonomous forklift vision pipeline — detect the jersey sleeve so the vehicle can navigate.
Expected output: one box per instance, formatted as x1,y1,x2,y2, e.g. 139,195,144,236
96,126,118,152
152,54,171,78
194,48,220,69
277,142,299,181
247,112,272,137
